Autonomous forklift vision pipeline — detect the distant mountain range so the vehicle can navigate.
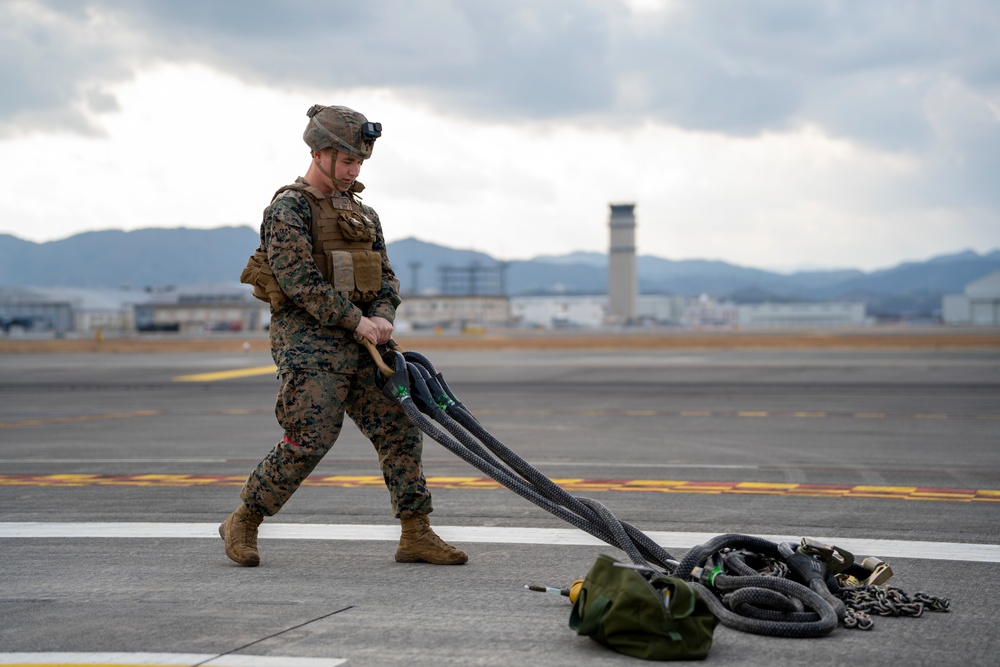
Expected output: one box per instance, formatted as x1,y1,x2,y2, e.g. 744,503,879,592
2,227,998,317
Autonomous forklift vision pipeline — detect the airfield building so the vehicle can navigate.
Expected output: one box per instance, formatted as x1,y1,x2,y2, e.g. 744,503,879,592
607,203,637,323
942,271,1000,325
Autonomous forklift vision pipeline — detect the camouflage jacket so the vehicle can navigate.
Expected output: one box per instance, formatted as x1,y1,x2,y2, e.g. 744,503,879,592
262,177,401,373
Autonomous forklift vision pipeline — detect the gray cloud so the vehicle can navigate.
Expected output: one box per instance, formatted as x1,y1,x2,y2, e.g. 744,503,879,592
0,1,137,135
2,0,998,201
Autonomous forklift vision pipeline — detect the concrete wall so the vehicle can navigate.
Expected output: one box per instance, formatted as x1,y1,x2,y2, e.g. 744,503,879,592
736,302,868,328
396,295,511,329
510,296,606,328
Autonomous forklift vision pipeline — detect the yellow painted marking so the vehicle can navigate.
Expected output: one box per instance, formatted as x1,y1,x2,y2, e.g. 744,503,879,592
313,475,383,487
793,411,826,418
624,410,657,416
737,411,769,417
624,480,682,487
660,483,734,492
854,412,886,418
1,474,995,503
0,410,161,429
662,488,729,494
978,414,1000,420
787,489,850,497
910,491,974,499
173,365,277,382
852,485,917,493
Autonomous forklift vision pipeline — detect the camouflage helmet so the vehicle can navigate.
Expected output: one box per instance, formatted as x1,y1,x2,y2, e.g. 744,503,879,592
303,104,381,159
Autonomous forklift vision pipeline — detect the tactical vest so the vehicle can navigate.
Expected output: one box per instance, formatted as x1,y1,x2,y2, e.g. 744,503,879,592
241,182,383,308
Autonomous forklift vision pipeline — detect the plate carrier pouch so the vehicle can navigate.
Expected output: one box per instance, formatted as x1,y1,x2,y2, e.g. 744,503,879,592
569,554,718,661
240,248,287,309
240,182,383,308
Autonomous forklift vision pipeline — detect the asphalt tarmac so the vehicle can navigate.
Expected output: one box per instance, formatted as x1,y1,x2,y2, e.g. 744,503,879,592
1,344,999,666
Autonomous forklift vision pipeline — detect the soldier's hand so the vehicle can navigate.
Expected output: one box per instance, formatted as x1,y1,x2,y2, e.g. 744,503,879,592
368,316,394,345
353,317,379,345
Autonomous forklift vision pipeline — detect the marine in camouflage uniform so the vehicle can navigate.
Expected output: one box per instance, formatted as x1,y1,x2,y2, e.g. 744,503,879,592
220,105,467,567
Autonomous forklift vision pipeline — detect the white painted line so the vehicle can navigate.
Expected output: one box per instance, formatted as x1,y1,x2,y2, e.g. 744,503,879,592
0,653,345,666
1,522,998,563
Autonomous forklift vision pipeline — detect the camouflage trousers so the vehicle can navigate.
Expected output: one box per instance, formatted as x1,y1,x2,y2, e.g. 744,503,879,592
241,356,432,519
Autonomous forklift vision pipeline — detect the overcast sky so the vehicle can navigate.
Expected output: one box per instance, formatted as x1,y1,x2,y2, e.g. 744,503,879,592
1,0,997,271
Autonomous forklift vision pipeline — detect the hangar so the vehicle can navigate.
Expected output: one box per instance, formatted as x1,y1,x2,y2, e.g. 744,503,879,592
942,271,1000,325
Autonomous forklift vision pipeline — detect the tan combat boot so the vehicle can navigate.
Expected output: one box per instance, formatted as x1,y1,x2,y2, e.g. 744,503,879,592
219,504,264,566
395,513,468,565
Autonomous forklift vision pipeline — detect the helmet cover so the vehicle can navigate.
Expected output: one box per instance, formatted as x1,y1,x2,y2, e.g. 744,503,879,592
303,104,380,159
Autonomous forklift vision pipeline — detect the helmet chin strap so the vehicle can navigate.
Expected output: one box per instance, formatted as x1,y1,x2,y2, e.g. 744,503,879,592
315,150,353,191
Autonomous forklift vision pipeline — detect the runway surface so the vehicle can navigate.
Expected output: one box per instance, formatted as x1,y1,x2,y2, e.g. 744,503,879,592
1,345,999,665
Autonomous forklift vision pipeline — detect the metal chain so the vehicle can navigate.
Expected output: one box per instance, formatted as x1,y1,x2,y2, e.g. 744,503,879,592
715,548,951,632
768,560,790,579
913,591,952,613
843,607,874,631
837,584,950,629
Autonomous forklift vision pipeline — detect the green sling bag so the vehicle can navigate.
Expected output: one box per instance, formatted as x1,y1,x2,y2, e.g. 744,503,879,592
569,554,718,661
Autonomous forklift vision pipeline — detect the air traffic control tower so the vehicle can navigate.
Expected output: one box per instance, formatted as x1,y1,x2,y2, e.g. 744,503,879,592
608,203,637,323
